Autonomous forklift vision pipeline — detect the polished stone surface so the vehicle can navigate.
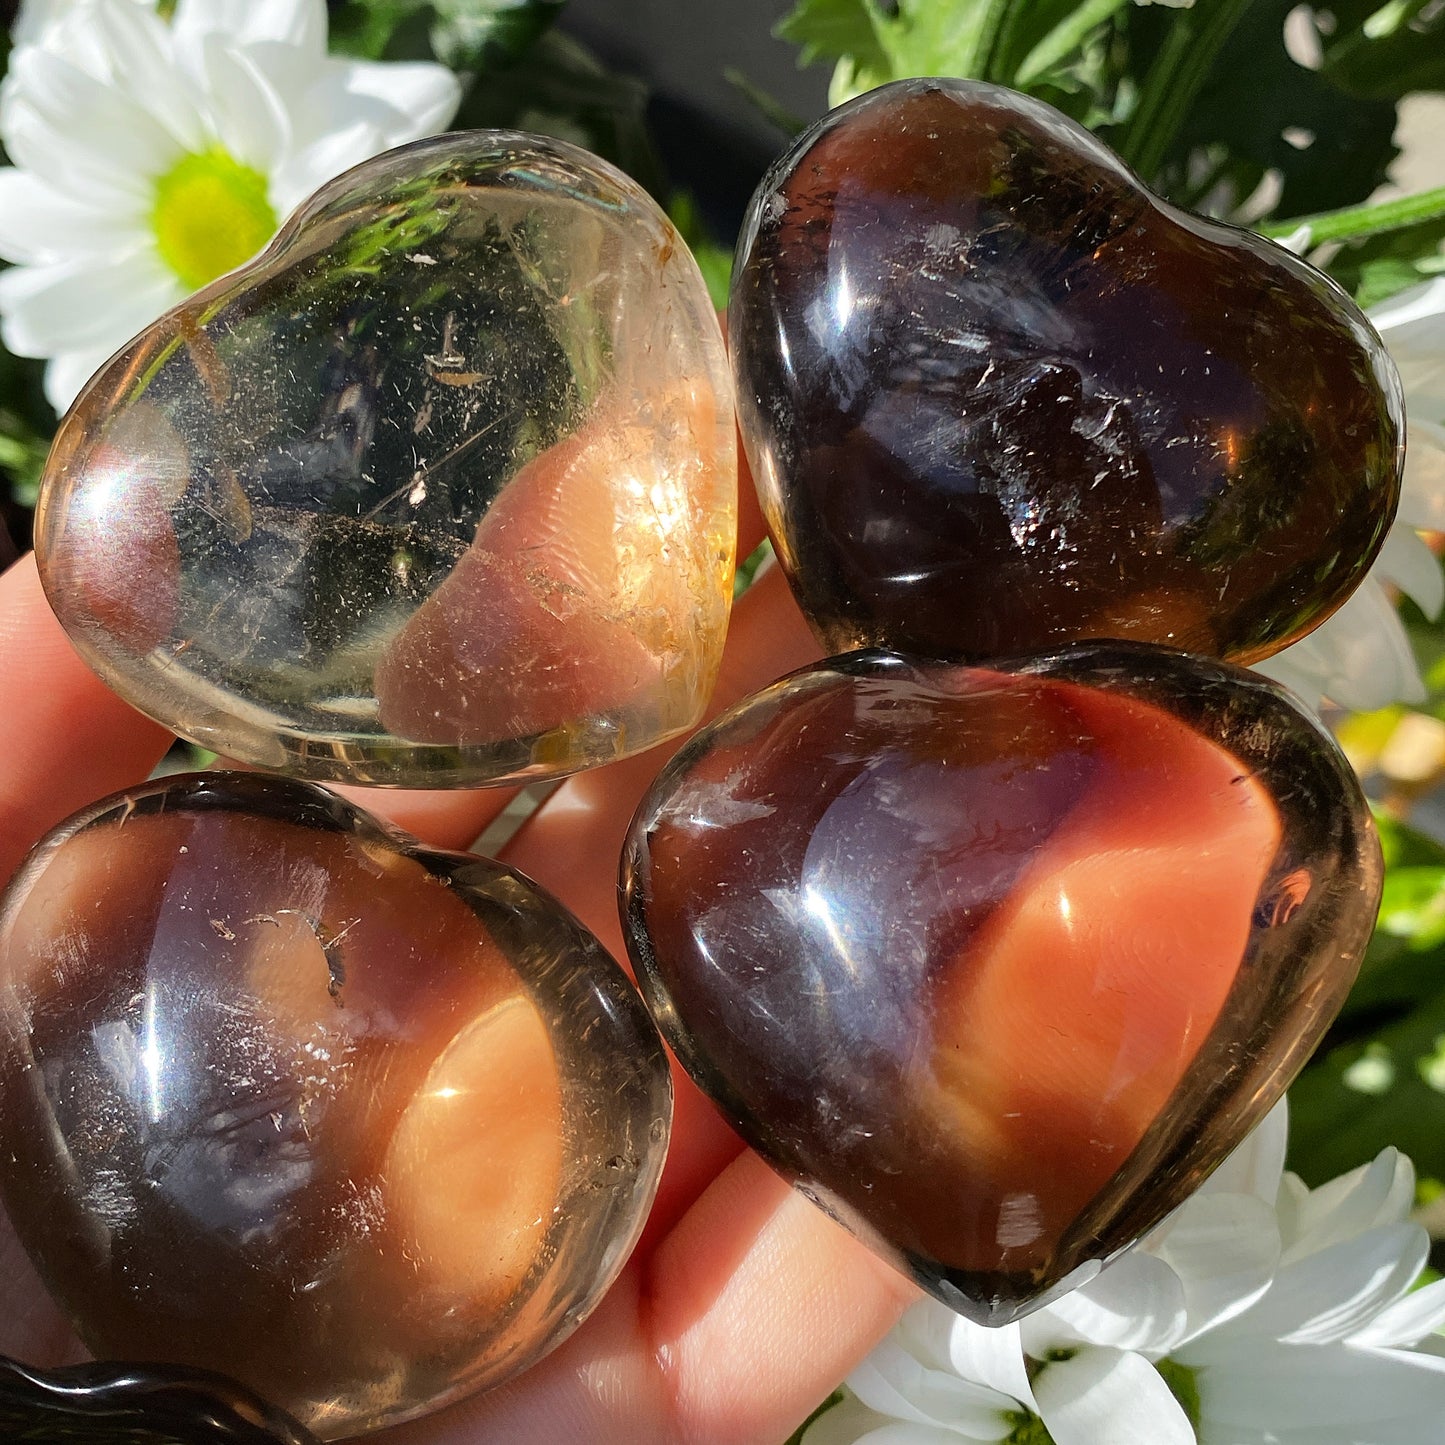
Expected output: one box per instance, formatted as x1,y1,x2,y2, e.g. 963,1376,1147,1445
0,1353,317,1444
0,774,671,1439
730,79,1403,665
622,644,1381,1324
38,133,736,787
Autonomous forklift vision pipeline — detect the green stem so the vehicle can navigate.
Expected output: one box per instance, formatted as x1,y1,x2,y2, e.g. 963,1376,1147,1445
1016,0,1132,87
1326,0,1432,64
1117,0,1254,182
1263,184,1445,246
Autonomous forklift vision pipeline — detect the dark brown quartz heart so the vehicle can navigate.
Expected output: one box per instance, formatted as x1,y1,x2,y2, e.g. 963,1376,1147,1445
0,1354,318,1444
620,644,1381,1324
0,773,671,1439
728,78,1404,665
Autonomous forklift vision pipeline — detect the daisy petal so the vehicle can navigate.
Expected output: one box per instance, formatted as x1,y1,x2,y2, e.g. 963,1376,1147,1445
0,169,146,265
45,343,128,415
1275,224,1312,256
1192,1099,1289,1204
1400,421,1445,531
1348,1276,1445,1349
1253,577,1425,712
4,48,182,190
92,3,207,153
171,0,326,53
893,1299,966,1373
193,36,292,172
269,120,386,217
1369,276,1445,342
850,1341,1018,1434
944,1317,1036,1413
328,58,462,142
1154,1194,1281,1343
1032,1347,1195,1445
1198,1223,1428,1348
802,1395,940,1445
1195,1339,1445,1432
0,250,180,356
1373,524,1443,618
1287,1150,1415,1260
1025,1251,1188,1354
818,1408,987,1445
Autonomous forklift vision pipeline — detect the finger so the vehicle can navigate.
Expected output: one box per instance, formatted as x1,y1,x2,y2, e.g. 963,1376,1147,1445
0,555,173,885
0,554,172,1366
380,1153,915,1445
328,781,525,855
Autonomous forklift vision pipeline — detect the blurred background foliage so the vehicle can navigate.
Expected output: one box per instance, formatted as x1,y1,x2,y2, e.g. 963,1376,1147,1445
4,0,1445,1237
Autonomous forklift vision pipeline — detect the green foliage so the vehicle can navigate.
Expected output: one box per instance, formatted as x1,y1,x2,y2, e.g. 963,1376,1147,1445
1290,814,1445,1188
773,0,1445,257
329,0,565,69
0,336,49,539
449,30,664,195
776,0,1127,120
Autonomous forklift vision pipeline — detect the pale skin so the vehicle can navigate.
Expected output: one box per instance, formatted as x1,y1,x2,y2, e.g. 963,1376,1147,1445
0,461,917,1444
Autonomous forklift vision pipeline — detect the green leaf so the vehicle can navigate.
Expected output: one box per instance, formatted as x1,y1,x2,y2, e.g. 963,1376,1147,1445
1289,813,1445,1186
327,0,563,67
778,0,1073,93
1319,0,1445,101
1015,0,1132,88
327,0,421,59
775,0,889,73
428,0,567,71
881,0,1016,81
1289,983,1445,1187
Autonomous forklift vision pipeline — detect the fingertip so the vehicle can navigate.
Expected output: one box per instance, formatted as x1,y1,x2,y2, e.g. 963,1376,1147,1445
0,555,173,881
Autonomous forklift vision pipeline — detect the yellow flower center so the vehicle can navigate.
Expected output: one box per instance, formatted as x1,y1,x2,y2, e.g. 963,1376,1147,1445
152,145,277,290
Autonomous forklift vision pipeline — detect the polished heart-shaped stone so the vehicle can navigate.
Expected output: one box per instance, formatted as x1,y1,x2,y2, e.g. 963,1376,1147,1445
0,773,671,1438
729,79,1403,665
37,132,736,787
621,644,1381,1324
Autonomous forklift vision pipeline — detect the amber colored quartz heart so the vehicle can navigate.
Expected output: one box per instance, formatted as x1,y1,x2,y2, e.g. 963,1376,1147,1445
36,133,736,787
0,773,671,1438
621,644,1381,1324
729,79,1403,665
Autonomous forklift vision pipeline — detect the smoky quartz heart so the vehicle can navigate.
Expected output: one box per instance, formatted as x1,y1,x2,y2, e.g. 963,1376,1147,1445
0,772,671,1438
621,644,1380,1323
729,79,1403,665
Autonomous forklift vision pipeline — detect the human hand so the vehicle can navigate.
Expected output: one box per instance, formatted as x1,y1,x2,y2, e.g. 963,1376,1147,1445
0,473,916,1444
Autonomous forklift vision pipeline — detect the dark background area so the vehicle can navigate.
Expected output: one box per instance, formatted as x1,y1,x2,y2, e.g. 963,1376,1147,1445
560,0,828,236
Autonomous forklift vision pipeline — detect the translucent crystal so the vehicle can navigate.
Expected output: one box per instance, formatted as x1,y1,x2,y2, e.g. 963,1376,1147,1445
729,79,1403,665
0,774,671,1438
622,644,1381,1324
38,133,736,787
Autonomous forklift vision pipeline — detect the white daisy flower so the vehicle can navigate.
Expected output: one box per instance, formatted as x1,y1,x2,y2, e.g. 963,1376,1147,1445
805,1100,1445,1445
1254,239,1445,714
0,0,461,413
11,0,148,48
